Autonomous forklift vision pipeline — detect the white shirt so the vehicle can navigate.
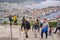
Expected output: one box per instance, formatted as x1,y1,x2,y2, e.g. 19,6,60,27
42,22,49,29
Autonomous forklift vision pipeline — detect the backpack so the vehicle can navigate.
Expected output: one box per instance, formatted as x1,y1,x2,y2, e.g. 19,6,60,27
42,25,48,32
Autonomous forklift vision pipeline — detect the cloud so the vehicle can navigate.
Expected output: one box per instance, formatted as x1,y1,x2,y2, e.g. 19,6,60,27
46,0,60,1
0,0,60,3
0,0,46,3
24,1,60,9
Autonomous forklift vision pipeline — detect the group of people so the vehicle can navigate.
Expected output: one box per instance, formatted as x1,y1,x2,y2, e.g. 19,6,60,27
21,17,60,38
9,15,17,26
8,15,60,38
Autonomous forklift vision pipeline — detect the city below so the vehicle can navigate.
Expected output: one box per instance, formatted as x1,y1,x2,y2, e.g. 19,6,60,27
0,1,60,23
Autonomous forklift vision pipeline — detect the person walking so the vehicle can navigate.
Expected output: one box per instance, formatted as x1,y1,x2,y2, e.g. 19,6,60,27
49,26,53,36
36,19,40,32
21,17,31,38
32,19,40,38
54,19,60,34
41,19,49,39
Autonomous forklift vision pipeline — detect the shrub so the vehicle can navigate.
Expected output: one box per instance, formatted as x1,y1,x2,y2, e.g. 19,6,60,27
3,21,8,24
30,22,34,26
48,22,57,28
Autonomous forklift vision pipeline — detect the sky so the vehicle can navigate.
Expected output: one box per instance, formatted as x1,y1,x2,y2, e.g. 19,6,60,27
0,0,60,9
24,1,60,9
0,0,60,3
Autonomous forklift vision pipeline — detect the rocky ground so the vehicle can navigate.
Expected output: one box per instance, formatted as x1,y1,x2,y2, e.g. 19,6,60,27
0,25,60,40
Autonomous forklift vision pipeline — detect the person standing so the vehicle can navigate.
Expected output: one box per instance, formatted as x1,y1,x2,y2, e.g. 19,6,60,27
13,15,17,25
9,15,13,26
41,19,49,38
40,19,44,27
21,17,31,38
54,19,60,34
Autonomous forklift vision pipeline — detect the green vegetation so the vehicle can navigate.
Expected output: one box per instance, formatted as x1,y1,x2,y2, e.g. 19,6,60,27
2,21,57,28
2,21,8,24
48,22,57,27
30,22,34,26
30,22,57,27
17,22,21,25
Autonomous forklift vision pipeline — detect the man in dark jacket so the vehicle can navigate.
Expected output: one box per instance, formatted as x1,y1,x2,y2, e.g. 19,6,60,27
21,17,30,38
9,15,13,26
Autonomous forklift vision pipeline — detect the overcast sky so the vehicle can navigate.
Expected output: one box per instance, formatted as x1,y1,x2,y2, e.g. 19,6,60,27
0,0,60,3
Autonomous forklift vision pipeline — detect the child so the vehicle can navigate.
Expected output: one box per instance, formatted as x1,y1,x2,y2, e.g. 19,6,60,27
49,26,53,36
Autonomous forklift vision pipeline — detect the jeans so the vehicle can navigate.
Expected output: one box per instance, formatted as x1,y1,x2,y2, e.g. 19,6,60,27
33,29,38,38
54,27,60,33
41,31,48,38
25,29,28,38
